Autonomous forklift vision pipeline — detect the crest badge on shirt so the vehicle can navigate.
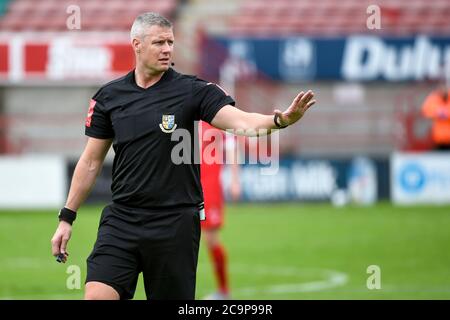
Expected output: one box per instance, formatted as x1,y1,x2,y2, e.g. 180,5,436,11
159,114,177,133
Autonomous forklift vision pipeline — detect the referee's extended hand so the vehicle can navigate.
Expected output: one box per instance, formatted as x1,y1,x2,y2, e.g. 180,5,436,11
273,90,316,127
51,221,72,263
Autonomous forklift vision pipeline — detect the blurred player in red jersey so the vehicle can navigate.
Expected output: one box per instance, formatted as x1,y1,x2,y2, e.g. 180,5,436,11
200,121,240,300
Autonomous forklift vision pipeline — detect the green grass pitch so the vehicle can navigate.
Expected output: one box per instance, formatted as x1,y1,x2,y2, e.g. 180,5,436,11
1,203,450,300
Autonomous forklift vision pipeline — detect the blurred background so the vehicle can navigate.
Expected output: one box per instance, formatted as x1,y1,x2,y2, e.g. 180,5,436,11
0,0,450,300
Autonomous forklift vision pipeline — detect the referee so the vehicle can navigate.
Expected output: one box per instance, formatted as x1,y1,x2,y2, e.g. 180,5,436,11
50,12,315,300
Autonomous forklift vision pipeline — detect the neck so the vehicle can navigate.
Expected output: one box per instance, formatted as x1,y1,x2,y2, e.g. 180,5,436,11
134,65,166,89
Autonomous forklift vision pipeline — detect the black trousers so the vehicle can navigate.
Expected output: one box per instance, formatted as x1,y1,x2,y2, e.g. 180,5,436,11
86,203,201,300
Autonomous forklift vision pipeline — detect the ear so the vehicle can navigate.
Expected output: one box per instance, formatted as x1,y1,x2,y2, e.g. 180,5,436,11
132,38,141,53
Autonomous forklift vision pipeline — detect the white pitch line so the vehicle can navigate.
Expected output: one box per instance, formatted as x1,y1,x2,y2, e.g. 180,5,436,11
199,263,349,296
235,273,348,296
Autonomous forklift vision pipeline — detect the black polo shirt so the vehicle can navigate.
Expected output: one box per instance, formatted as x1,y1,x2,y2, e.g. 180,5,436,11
85,68,235,208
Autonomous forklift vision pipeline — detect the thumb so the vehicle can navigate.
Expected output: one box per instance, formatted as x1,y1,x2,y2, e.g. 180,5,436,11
273,109,282,116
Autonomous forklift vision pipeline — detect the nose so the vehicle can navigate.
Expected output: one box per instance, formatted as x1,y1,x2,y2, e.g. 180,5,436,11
162,42,172,54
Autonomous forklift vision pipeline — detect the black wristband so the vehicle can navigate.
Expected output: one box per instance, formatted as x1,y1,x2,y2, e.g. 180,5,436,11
274,114,288,128
58,207,77,225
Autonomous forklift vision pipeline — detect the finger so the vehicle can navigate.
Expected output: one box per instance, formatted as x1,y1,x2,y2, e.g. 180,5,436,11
288,91,304,109
60,237,69,255
61,252,69,263
293,91,311,110
304,100,316,111
301,95,313,107
293,92,304,105
51,237,61,257
304,90,314,99
300,90,314,104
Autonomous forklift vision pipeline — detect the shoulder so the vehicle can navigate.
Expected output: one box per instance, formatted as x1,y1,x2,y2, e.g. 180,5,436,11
92,72,132,107
167,69,217,96
171,69,212,86
187,75,222,95
171,70,232,99
170,69,202,86
178,71,227,95
193,79,230,97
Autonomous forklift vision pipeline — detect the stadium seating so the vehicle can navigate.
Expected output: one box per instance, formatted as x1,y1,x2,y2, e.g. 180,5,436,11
0,0,178,31
227,0,450,35
3,0,448,35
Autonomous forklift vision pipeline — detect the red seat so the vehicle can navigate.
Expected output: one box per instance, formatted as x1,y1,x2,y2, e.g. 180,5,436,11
228,0,450,35
0,0,178,31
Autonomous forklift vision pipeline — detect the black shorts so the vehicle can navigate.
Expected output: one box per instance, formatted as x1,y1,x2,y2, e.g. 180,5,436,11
86,203,201,300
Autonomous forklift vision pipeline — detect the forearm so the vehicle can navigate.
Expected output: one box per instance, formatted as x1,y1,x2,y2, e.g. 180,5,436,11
242,113,277,132
65,156,103,211
212,90,315,137
227,112,278,137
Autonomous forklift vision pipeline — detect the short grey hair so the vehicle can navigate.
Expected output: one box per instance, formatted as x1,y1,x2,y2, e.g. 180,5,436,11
130,12,172,40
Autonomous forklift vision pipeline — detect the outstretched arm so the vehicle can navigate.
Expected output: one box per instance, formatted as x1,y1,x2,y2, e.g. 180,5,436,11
51,137,112,262
211,90,316,136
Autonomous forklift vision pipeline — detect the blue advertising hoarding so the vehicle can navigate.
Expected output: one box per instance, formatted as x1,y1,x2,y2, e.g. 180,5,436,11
220,157,390,203
201,35,450,82
69,157,390,204
391,152,450,204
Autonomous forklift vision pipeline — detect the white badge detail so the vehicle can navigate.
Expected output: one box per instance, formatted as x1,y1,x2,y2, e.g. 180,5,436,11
159,114,177,133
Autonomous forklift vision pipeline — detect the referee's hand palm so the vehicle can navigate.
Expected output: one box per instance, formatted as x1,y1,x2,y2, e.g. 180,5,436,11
274,90,316,127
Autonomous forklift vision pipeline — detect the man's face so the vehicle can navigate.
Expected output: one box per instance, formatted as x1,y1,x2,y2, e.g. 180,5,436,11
135,25,174,74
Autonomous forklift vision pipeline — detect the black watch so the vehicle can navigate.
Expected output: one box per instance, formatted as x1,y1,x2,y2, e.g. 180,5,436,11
274,114,288,128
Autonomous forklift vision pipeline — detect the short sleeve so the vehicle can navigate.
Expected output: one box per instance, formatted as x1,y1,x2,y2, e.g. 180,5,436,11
192,81,235,123
84,98,114,139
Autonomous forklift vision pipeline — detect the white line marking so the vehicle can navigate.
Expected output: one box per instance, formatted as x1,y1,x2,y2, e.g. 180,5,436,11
230,264,348,296
198,263,349,296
